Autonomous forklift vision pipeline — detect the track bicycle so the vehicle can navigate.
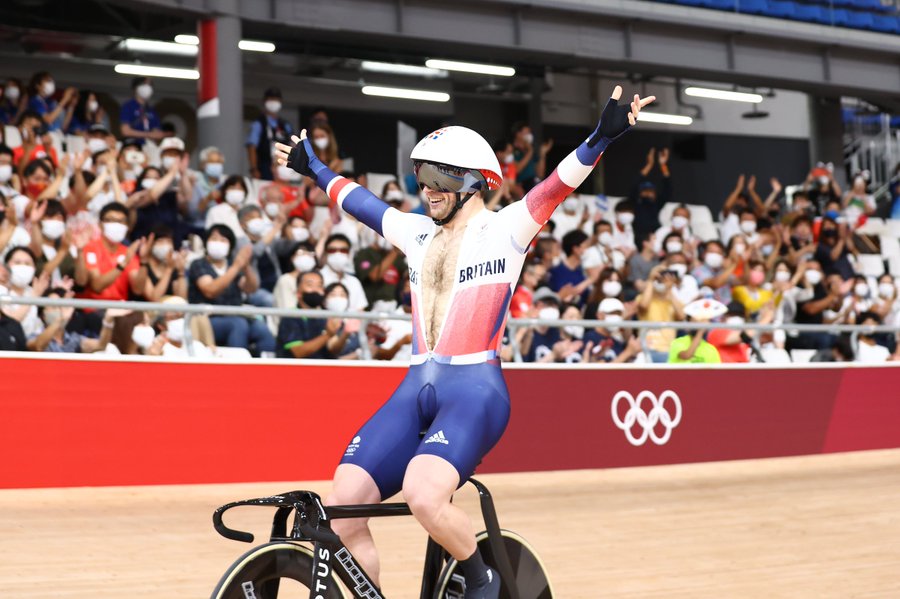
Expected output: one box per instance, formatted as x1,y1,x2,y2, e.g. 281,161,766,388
210,478,553,598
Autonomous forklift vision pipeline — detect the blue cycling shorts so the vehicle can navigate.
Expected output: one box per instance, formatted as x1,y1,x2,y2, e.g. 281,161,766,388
339,359,510,500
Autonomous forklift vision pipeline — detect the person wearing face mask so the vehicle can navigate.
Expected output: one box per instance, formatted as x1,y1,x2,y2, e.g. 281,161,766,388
653,204,694,254
309,123,343,173
119,77,166,145
667,299,723,364
205,175,251,238
787,260,839,351
320,233,368,312
0,78,26,126
189,224,275,354
548,229,592,306
871,274,898,327
583,298,642,363
276,270,344,358
720,175,771,235
627,231,660,293
67,90,108,135
520,288,563,362
354,217,407,306
273,241,318,316
814,217,856,280
31,199,74,284
263,158,314,222
29,287,122,353
550,194,590,242
805,162,841,214
585,267,625,317
544,303,586,363
115,139,147,194
665,252,700,306
731,260,774,319
637,262,685,362
630,147,673,237
186,146,226,234
509,263,547,318
854,311,891,363
127,165,171,220
511,121,552,192
322,281,362,358
0,144,21,198
274,216,314,263
141,225,188,302
27,71,77,133
236,204,284,307
612,201,637,251
146,296,216,358
1,246,49,337
246,87,293,181
82,149,126,218
692,240,738,305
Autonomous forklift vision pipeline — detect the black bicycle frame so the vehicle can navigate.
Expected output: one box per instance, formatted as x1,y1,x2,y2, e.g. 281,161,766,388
212,478,520,599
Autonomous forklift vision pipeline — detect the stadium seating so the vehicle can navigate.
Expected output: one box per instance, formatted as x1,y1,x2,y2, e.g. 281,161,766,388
662,0,900,33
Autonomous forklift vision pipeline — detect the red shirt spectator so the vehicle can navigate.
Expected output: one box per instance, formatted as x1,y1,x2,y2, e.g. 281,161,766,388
510,263,546,318
76,203,149,305
79,237,139,302
707,328,749,363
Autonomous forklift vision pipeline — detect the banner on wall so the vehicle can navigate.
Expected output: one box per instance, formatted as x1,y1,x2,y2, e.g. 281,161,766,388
2,357,899,488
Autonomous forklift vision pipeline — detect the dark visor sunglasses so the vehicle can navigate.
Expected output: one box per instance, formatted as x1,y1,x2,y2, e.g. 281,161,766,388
414,161,487,195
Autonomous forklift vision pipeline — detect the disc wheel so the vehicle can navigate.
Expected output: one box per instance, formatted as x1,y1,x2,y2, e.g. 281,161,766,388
211,542,346,599
434,529,553,599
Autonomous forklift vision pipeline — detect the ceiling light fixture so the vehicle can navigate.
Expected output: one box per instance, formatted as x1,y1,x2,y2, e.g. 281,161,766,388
361,60,447,78
637,111,693,126
114,63,200,80
424,59,515,77
684,87,763,103
172,35,275,52
361,85,450,102
120,38,197,56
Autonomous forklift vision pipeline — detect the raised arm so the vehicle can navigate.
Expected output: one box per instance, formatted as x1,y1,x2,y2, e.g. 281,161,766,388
501,86,654,249
275,132,415,250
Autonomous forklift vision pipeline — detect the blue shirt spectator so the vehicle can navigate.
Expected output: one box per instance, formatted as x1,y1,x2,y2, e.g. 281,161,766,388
246,87,293,181
119,77,164,146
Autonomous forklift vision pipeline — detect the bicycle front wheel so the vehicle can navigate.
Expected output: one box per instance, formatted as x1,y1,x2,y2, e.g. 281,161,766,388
434,529,554,599
211,542,346,599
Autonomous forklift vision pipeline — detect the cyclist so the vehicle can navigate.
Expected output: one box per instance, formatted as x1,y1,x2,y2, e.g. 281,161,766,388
276,85,654,598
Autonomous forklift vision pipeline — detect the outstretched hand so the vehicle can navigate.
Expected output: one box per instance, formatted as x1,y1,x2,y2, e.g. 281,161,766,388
587,86,655,149
275,130,315,179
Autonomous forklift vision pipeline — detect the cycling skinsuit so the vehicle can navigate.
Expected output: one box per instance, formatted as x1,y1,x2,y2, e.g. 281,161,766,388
301,130,607,499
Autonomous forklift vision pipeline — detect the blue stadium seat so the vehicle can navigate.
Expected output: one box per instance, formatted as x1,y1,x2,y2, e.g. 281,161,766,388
854,0,895,12
792,3,832,23
847,10,876,28
766,0,797,17
872,14,900,33
831,8,852,25
738,0,768,14
704,0,739,9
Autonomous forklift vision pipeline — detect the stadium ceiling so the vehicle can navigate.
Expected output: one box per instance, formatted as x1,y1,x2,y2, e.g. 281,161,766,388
5,0,900,111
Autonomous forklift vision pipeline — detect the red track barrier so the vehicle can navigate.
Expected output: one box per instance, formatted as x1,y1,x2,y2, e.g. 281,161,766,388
2,355,899,488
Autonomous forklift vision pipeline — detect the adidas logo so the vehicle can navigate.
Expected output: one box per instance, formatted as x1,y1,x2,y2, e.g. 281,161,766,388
415,233,428,246
424,430,449,445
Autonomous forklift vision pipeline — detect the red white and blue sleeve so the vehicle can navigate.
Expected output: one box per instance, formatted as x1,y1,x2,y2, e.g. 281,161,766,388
500,124,617,252
299,137,417,252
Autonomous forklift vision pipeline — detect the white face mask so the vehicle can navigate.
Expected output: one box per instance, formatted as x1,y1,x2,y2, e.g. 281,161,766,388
563,324,584,339
136,84,153,101
774,270,791,283
42,80,55,97
725,316,745,325
102,222,128,244
165,318,185,343
598,231,613,247
9,264,35,287
761,244,774,257
87,99,99,113
87,138,108,154
277,165,299,182
224,189,245,206
878,282,894,299
41,219,65,240
523,132,534,145
325,296,349,313
204,162,224,179
617,212,634,225
152,243,172,262
653,280,667,293
313,137,329,150
804,270,822,285
264,202,281,218
563,197,579,213
141,178,158,190
705,252,724,269
854,283,869,297
665,241,683,253
246,217,267,237
125,150,145,166
161,155,178,171
131,325,156,350
385,189,404,202
4,86,20,102
265,100,282,113
733,243,747,255
291,227,310,243
503,153,515,164
326,252,349,272
671,215,689,230
602,280,622,297
207,240,230,260
538,306,560,321
669,263,687,278
0,164,13,182
603,313,623,326
292,253,316,272
740,220,757,234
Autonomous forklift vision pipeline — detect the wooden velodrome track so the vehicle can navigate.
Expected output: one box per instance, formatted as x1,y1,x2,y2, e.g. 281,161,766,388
2,449,899,598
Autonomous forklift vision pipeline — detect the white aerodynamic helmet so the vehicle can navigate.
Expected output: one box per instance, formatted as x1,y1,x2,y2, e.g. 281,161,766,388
410,126,503,194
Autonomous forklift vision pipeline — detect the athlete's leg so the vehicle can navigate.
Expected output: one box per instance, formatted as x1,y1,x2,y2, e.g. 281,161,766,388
402,454,475,559
324,464,382,585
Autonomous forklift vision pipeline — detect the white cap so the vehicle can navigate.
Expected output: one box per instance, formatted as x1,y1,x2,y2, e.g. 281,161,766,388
159,137,185,152
598,298,625,314
683,298,727,320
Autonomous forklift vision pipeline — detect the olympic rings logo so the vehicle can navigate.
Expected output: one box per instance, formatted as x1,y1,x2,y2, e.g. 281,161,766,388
611,390,682,446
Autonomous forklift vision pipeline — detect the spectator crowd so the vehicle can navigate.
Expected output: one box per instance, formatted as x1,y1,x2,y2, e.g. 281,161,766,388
1,69,899,364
